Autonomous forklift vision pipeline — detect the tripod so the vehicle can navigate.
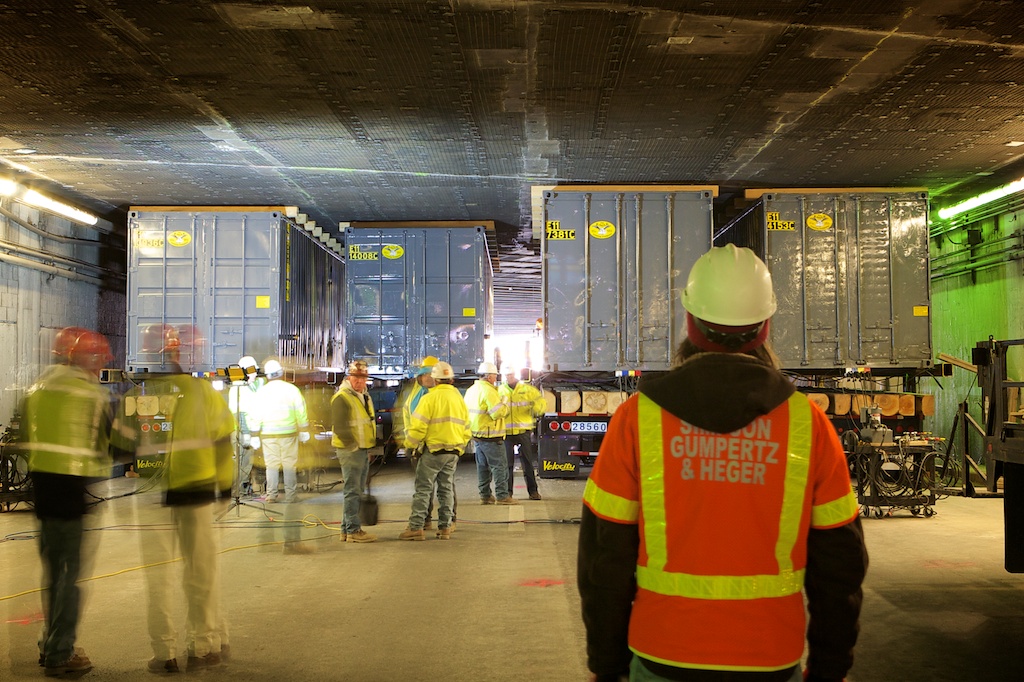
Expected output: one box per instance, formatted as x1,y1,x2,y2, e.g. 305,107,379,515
219,377,280,519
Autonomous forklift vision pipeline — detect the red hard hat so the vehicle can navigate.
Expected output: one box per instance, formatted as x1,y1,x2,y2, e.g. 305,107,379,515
140,324,181,353
68,330,113,370
52,326,89,360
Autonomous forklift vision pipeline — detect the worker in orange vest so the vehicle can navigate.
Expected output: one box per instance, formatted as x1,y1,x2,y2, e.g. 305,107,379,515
578,245,868,682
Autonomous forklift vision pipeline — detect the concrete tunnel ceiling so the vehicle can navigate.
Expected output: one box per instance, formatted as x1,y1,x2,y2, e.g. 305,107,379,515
2,0,1024,333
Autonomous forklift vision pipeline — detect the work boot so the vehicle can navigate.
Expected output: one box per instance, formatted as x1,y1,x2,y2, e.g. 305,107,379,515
346,529,377,543
529,492,542,500
496,496,520,505
338,531,347,542
399,527,425,541
481,496,496,505
436,527,452,540
186,651,221,671
45,651,92,677
423,519,434,530
147,657,179,674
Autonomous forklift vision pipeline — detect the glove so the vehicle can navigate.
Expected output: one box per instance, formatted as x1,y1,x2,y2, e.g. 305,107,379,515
250,436,261,450
299,431,310,443
241,433,251,447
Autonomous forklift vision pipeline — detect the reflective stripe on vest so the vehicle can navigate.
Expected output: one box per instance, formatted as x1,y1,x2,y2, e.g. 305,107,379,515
635,392,811,600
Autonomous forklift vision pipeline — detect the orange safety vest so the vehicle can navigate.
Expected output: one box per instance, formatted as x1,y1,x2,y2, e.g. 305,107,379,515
583,392,858,673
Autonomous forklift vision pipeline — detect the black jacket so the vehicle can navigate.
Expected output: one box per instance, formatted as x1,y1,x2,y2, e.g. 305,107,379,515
577,352,868,682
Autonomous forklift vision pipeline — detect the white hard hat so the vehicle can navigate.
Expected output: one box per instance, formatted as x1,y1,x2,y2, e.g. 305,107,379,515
238,355,257,374
681,244,776,326
264,359,284,379
430,361,455,380
500,363,517,376
477,361,499,376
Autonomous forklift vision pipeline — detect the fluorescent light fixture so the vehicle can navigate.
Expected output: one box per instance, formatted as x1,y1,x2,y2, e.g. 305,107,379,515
22,189,99,225
0,179,15,196
938,177,1024,220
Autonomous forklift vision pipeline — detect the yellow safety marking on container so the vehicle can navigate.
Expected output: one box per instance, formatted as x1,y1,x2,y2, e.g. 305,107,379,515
766,212,796,231
462,308,476,316
256,295,270,309
382,244,404,259
913,305,928,317
349,245,379,260
167,231,192,247
806,213,833,231
589,221,616,239
546,220,576,240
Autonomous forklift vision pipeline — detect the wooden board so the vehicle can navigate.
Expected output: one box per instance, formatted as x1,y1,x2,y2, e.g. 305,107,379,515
875,393,900,417
898,394,917,417
582,391,608,414
918,394,935,417
542,390,557,414
851,394,873,416
806,393,830,412
832,393,851,415
560,391,581,414
606,392,627,414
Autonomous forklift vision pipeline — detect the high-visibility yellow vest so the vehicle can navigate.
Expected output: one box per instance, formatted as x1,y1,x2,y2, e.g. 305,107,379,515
21,364,112,479
405,384,471,453
330,383,376,450
498,380,546,434
253,379,309,436
464,379,508,438
134,374,235,493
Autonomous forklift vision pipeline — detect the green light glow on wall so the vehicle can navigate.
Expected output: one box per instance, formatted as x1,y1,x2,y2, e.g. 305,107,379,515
938,177,1024,220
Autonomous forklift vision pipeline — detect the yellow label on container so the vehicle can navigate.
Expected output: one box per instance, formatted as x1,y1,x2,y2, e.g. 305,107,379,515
349,245,379,260
463,308,476,316
913,305,929,317
546,220,576,240
167,230,192,247
382,244,404,259
589,221,615,239
766,211,795,231
806,213,833,231
256,296,271,309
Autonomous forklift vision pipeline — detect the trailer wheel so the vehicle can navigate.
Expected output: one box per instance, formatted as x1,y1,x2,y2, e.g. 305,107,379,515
924,506,935,517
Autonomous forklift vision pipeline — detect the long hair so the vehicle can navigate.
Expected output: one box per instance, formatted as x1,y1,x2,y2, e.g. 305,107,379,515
673,337,781,369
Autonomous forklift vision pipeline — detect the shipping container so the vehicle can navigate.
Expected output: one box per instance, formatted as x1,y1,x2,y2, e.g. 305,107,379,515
537,185,717,478
718,189,932,372
126,207,345,374
343,223,493,377
541,185,717,372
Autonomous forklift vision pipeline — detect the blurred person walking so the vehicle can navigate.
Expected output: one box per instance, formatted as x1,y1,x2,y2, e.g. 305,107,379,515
251,359,310,504
20,327,115,677
331,360,378,543
398,362,471,540
133,324,235,674
578,245,868,682
498,363,546,500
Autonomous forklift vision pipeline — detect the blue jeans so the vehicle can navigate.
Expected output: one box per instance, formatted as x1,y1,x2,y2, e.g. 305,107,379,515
337,449,370,533
475,439,510,499
38,517,84,666
409,452,459,529
504,431,539,496
629,657,801,681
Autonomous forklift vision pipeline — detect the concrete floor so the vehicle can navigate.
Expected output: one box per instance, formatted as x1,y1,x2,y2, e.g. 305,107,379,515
1,458,1022,681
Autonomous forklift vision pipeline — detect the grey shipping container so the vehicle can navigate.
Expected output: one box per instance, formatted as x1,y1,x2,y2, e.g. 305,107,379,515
343,224,493,377
127,207,345,374
541,186,717,372
717,189,932,371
